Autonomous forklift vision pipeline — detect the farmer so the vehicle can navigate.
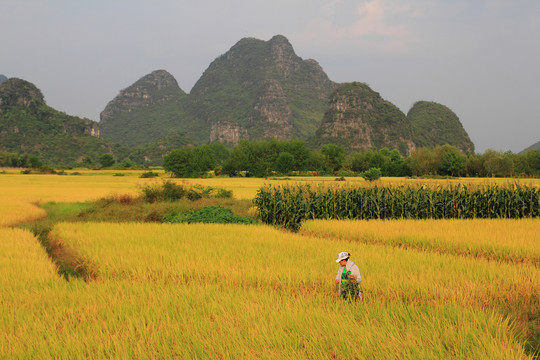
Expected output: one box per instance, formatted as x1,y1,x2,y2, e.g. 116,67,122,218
335,251,362,300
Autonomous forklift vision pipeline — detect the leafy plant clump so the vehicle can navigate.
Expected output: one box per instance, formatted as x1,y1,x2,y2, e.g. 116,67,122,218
140,181,233,203
139,171,159,178
360,167,382,181
163,205,257,225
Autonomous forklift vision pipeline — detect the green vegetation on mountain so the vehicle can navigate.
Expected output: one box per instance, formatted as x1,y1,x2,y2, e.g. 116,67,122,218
0,75,7,85
127,133,193,165
0,78,130,166
101,36,337,146
407,101,474,152
4,36,480,167
188,35,337,142
521,140,540,153
100,70,188,147
313,82,413,154
312,84,475,155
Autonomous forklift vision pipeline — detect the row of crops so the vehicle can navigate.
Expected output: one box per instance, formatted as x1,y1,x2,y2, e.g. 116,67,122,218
254,184,540,230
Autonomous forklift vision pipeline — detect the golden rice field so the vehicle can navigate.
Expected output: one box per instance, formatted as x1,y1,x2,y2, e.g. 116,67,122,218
301,218,540,266
1,171,538,226
1,171,539,358
2,223,538,359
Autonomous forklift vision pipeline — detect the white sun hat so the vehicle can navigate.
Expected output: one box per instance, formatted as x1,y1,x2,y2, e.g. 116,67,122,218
335,251,350,262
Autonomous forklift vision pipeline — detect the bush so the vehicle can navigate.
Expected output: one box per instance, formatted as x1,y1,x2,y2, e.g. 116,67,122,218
140,171,159,178
163,205,257,225
139,181,233,203
361,167,382,181
21,166,57,174
215,188,233,198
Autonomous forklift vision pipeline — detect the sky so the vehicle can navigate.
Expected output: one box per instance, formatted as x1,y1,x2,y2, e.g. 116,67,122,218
2,0,539,153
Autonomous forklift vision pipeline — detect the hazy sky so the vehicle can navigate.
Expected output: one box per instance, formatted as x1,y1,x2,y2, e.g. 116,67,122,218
2,0,539,153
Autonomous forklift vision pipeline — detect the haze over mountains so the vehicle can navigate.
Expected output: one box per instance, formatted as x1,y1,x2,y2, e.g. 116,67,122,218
2,35,537,165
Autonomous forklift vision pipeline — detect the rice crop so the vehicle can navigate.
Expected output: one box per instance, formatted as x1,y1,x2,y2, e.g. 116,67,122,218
39,222,539,358
301,218,540,266
1,173,539,358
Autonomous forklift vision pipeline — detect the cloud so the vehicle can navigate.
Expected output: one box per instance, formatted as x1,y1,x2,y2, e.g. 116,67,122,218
294,0,415,53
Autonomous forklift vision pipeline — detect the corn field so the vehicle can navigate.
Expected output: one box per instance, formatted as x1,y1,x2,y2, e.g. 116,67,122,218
254,184,540,230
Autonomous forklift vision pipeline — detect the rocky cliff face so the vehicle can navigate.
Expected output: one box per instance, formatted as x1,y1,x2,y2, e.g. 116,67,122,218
0,78,45,111
209,122,248,144
315,82,415,154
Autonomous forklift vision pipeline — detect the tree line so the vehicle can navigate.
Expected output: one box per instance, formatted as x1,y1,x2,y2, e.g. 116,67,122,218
161,140,540,178
2,141,539,178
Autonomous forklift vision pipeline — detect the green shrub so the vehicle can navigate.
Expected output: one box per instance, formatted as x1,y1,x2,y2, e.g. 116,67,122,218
140,171,159,178
215,188,233,198
139,181,233,203
163,205,257,225
361,167,382,181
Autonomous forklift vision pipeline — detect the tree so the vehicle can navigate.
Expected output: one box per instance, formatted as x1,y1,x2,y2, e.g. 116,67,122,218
482,149,502,177
349,151,371,173
276,152,295,175
208,142,231,166
321,144,345,173
163,146,215,178
28,155,42,168
279,140,311,171
406,148,437,176
361,167,382,181
307,150,326,174
437,147,466,176
99,153,115,168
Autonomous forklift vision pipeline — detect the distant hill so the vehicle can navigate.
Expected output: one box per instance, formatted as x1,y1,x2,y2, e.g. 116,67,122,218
187,35,337,143
313,82,414,154
312,83,474,154
100,35,475,154
0,75,7,85
407,101,474,152
100,70,188,147
521,140,540,153
0,78,130,165
100,35,337,146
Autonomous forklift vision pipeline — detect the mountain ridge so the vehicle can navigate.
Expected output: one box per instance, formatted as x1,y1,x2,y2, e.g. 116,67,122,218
99,35,474,155
0,78,129,165
521,140,540,153
101,35,338,146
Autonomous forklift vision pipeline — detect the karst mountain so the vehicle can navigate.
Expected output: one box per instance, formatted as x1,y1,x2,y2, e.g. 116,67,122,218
100,35,473,154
